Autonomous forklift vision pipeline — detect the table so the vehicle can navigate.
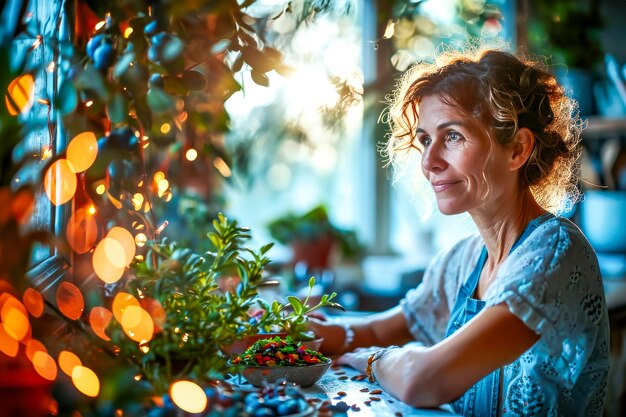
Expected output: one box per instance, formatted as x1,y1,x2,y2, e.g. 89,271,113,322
302,364,457,416
232,364,458,416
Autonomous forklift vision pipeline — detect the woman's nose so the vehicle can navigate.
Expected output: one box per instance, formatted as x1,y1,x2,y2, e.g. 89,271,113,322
421,143,446,173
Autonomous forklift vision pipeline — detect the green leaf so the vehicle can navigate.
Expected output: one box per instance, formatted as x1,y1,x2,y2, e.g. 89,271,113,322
262,47,283,65
287,296,303,315
147,87,175,114
163,76,190,96
107,91,128,125
308,276,315,289
57,79,78,115
74,64,109,100
242,46,274,73
113,52,135,79
326,302,345,311
250,70,269,87
231,52,244,72
220,71,242,100
134,98,152,130
275,64,296,77
259,242,274,254
181,70,207,91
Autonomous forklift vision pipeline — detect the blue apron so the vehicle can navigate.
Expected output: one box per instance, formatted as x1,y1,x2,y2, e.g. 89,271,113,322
444,214,551,417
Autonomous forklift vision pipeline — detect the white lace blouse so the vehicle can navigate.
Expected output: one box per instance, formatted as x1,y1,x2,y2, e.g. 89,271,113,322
400,216,610,416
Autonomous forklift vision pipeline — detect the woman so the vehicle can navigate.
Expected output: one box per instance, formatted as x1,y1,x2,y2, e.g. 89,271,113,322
310,49,609,416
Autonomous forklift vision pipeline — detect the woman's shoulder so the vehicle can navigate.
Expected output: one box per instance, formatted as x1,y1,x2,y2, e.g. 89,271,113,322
499,214,601,285
526,214,594,258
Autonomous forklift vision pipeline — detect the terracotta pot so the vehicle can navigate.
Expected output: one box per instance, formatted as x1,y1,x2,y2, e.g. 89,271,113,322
291,235,335,270
300,337,324,352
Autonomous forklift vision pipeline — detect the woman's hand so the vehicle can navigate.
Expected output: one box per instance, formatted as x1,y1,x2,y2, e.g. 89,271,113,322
306,317,346,355
337,347,381,373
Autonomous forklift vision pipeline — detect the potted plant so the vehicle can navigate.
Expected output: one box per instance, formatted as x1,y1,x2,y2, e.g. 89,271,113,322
267,205,364,270
109,213,274,393
526,0,604,114
255,276,343,351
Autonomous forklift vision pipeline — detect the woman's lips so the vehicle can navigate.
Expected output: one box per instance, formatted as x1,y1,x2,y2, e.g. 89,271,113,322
431,181,461,193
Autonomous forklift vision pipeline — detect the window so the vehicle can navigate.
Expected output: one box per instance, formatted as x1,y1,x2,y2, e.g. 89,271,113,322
5,0,72,280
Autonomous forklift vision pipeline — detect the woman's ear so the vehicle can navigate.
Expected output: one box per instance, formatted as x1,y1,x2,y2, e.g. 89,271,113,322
510,128,534,171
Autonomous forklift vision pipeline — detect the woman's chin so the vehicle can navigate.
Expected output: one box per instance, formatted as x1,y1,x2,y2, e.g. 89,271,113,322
436,202,465,216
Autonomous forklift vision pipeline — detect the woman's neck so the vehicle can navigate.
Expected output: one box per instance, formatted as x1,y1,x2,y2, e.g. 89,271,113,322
470,189,546,267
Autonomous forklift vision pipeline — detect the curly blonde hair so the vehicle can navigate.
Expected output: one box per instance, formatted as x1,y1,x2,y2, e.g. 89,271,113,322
383,48,583,213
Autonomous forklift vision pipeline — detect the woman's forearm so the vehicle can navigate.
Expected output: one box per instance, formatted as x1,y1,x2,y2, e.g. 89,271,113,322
311,306,415,355
372,346,448,408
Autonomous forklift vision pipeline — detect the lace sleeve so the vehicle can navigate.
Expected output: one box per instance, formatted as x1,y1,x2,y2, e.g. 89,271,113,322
400,236,482,346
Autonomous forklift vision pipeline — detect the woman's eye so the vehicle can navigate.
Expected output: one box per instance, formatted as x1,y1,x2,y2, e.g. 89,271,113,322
446,131,462,143
418,136,431,147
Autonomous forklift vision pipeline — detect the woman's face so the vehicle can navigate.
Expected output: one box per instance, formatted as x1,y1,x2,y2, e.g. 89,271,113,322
416,95,515,216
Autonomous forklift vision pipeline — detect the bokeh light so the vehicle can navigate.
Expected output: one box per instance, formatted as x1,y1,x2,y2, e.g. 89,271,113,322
213,157,231,177
140,297,166,333
132,193,144,211
106,226,136,266
66,132,98,173
44,159,77,206
92,237,126,284
0,324,19,357
22,287,44,318
112,292,140,324
102,236,126,268
10,187,35,224
5,74,35,116
135,232,147,247
121,305,154,343
185,148,198,161
32,351,58,381
89,306,113,341
25,338,47,362
1,295,30,341
72,365,100,397
56,281,85,321
153,171,165,182
66,207,99,254
58,350,82,376
120,305,142,329
170,380,208,413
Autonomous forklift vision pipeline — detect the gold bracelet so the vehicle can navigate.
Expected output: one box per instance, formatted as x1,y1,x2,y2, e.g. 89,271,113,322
365,352,376,383
365,346,399,383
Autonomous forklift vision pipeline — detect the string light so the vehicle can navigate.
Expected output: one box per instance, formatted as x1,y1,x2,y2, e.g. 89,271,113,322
41,146,52,160
185,148,198,161
155,221,169,235
213,157,231,177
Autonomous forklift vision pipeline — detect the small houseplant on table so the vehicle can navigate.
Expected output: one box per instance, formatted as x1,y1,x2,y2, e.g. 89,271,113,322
256,276,343,348
109,213,275,394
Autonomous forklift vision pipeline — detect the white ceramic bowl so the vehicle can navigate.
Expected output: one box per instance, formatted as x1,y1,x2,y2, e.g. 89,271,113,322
241,360,332,388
